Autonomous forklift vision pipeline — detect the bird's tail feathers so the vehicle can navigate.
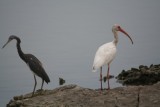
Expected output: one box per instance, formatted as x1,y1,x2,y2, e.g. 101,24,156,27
43,73,50,84
92,66,97,72
45,78,50,84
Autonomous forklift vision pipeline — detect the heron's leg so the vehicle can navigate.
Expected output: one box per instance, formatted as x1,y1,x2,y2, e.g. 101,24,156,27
32,75,37,97
41,79,44,90
100,67,103,90
107,64,110,90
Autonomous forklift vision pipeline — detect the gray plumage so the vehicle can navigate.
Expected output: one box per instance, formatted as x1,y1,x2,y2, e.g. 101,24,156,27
2,35,50,96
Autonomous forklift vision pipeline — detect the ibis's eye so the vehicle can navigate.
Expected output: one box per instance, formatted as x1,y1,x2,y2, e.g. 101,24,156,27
117,26,121,29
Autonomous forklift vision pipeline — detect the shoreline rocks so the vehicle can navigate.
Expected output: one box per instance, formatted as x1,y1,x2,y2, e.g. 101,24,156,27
116,64,160,85
7,82,160,107
7,64,160,107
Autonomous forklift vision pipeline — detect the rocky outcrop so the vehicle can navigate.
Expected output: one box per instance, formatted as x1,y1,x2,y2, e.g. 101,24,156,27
7,82,160,107
116,64,160,85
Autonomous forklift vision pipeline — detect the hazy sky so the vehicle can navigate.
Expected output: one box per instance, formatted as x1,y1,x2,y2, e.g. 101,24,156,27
0,0,160,106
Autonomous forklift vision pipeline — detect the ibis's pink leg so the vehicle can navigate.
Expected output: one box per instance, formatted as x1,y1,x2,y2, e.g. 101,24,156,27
107,64,110,90
100,67,103,90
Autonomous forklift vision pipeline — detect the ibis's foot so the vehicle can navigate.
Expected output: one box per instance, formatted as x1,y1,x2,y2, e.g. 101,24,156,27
106,87,110,90
95,88,104,91
101,87,110,90
95,88,103,94
100,88,103,91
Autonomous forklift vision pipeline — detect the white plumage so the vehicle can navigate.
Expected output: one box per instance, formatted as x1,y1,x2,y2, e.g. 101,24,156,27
92,24,133,90
92,41,116,72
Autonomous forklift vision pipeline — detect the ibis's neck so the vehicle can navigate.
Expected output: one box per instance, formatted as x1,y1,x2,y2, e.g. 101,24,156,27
16,38,25,61
112,31,118,46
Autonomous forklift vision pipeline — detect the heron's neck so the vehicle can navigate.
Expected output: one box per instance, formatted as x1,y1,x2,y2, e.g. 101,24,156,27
16,38,25,61
113,31,118,46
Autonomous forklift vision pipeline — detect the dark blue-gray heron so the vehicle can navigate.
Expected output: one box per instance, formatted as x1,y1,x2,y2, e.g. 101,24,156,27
2,35,50,96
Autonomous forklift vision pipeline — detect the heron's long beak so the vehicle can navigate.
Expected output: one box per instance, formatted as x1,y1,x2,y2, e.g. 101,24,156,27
2,39,11,49
119,28,133,44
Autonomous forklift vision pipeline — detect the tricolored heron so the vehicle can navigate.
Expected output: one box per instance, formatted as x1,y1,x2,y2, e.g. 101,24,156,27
2,35,50,96
92,24,133,90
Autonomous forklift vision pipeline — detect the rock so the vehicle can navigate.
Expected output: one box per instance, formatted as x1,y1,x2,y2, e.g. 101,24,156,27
59,77,66,85
103,75,114,82
131,68,140,72
13,95,23,100
7,83,160,107
116,64,160,85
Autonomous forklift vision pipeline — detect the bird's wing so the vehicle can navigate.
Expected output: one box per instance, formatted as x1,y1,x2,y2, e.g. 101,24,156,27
26,54,43,66
93,42,116,71
25,54,50,83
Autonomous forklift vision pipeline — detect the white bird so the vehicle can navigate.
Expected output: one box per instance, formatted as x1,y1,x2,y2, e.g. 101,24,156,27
92,24,133,90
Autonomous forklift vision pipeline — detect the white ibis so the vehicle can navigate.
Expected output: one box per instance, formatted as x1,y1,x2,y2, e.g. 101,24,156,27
92,24,133,90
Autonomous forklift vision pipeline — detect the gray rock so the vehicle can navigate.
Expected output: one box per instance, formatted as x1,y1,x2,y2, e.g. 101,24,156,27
117,64,160,85
7,83,160,107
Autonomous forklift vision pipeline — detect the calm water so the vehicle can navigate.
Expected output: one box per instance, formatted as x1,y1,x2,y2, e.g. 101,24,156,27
1,0,160,106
